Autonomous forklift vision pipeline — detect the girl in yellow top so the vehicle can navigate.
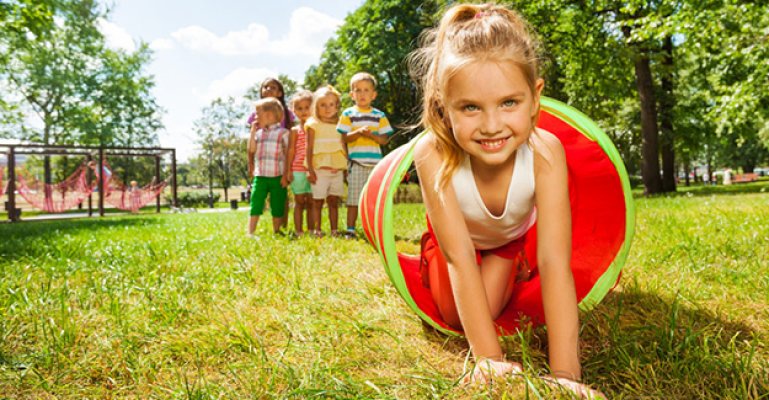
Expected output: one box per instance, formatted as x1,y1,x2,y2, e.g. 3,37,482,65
305,85,347,237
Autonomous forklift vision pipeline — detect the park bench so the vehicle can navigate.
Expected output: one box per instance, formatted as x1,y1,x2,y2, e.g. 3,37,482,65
733,173,758,183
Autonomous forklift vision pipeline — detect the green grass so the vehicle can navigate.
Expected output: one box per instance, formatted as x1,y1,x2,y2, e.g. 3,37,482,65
0,190,767,398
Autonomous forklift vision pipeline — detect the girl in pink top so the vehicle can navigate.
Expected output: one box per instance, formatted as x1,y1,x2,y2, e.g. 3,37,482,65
286,90,314,236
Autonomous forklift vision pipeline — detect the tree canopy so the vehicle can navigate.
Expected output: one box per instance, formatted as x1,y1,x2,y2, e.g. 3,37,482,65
305,0,769,193
0,0,163,149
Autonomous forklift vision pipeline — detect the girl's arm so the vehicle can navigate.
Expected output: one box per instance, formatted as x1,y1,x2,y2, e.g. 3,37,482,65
247,123,257,179
413,135,503,360
281,131,290,188
531,129,581,381
285,127,298,183
305,126,316,183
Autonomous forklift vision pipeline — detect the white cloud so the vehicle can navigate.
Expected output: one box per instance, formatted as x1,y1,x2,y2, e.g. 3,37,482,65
150,38,174,51
98,19,136,52
169,7,341,57
270,7,342,56
197,67,276,103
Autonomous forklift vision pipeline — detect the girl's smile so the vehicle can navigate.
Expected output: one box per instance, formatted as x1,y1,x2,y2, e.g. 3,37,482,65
445,60,543,174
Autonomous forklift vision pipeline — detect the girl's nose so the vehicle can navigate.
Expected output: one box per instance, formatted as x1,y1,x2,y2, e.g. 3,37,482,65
480,110,503,136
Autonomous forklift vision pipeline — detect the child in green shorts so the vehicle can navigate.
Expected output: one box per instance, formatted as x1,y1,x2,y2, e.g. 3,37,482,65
246,98,290,236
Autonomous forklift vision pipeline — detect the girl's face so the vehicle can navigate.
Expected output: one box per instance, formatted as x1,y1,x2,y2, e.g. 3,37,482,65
292,99,312,122
444,60,543,173
255,107,280,127
316,94,339,122
261,81,283,99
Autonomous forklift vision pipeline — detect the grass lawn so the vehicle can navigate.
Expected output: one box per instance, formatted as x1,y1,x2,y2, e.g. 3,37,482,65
0,186,767,398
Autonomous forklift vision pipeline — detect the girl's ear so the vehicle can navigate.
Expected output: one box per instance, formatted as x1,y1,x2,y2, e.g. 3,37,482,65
531,78,545,124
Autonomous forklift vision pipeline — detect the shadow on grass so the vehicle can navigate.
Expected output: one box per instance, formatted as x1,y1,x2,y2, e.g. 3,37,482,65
582,288,767,397
0,216,162,262
414,287,767,397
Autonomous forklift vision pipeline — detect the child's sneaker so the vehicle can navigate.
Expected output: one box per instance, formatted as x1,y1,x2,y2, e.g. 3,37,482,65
343,230,357,240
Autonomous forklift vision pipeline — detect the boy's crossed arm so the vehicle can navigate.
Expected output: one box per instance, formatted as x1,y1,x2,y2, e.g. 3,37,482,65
343,126,389,145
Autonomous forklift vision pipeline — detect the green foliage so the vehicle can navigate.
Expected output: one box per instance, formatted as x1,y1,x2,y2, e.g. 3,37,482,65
304,0,769,192
304,0,442,149
167,190,221,207
0,0,162,148
193,97,249,198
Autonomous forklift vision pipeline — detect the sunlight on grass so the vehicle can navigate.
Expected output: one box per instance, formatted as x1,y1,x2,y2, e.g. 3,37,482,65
0,192,767,398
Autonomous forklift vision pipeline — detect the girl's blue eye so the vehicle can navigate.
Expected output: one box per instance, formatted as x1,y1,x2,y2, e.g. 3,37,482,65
502,99,517,108
463,104,479,112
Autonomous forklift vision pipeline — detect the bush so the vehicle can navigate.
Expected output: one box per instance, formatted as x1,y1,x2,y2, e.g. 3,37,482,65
628,175,643,189
166,191,220,207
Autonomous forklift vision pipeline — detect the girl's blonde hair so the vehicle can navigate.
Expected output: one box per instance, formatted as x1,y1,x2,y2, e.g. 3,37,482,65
255,97,285,124
408,3,542,190
311,85,341,123
290,89,314,109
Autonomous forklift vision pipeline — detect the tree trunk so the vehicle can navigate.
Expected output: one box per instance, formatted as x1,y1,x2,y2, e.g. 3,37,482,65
660,36,676,192
633,52,663,195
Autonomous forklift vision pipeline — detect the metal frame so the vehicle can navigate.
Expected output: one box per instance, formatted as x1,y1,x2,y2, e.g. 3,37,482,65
1,143,178,222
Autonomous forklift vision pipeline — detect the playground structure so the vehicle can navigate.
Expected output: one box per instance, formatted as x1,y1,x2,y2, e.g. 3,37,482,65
1,143,178,222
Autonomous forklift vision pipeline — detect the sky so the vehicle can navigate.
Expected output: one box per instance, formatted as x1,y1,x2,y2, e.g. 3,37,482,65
100,0,364,161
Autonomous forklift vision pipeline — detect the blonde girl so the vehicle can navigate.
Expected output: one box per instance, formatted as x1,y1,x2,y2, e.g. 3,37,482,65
410,3,602,397
305,86,347,237
286,90,314,235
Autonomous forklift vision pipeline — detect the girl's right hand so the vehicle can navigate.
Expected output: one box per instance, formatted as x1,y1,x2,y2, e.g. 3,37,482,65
308,170,317,184
462,358,522,385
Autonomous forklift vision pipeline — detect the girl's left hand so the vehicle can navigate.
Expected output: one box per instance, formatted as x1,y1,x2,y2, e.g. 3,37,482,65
462,358,522,385
542,376,606,399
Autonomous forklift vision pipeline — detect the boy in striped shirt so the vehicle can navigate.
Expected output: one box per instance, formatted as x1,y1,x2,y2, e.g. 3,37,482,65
337,72,394,238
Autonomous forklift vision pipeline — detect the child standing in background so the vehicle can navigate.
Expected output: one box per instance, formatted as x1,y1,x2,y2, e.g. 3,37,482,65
305,86,347,237
337,72,393,239
247,98,290,236
409,3,603,397
247,77,295,230
286,90,314,236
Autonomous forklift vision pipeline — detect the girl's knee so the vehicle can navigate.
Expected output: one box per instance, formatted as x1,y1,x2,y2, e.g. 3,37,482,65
327,196,339,206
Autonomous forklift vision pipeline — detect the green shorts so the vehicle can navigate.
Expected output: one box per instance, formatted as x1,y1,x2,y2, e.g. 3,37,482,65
250,176,287,217
290,172,312,195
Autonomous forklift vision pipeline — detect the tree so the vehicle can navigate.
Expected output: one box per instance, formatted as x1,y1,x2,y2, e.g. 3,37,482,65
304,0,441,150
193,97,248,203
1,0,163,185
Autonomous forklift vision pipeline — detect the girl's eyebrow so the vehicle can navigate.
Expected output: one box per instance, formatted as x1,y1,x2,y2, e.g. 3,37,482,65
452,91,527,105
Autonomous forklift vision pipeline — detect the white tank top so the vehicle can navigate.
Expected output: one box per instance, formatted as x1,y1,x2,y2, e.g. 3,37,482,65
451,144,536,249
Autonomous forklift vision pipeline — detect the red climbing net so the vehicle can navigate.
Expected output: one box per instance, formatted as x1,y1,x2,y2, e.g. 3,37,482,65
10,161,167,214
15,163,93,213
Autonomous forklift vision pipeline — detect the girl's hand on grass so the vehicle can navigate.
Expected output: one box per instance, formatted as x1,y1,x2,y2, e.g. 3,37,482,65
462,358,522,385
542,376,605,399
